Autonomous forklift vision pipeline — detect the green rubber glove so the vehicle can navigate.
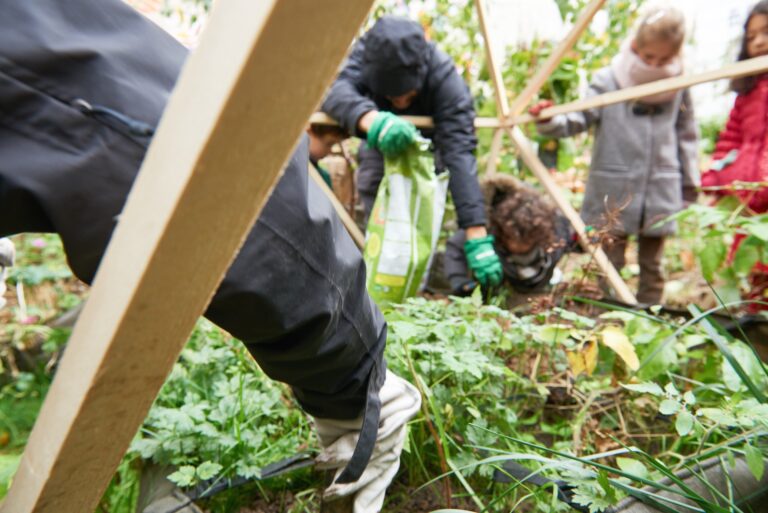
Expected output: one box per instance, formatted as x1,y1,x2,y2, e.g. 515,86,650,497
464,235,503,288
367,111,418,156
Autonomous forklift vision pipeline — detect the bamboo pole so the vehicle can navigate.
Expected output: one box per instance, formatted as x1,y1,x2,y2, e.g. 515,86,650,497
507,0,607,117
0,0,376,511
308,164,365,250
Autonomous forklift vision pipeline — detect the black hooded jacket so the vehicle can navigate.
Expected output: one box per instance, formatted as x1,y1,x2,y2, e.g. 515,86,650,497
321,16,486,229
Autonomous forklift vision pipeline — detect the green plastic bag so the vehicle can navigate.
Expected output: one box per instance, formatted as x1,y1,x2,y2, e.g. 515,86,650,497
364,140,448,304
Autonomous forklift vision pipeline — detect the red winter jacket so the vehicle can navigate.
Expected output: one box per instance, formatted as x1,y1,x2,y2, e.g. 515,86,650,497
703,78,768,311
702,77,768,213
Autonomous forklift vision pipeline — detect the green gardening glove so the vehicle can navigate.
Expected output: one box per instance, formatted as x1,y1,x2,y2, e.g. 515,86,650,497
464,235,503,288
367,111,418,156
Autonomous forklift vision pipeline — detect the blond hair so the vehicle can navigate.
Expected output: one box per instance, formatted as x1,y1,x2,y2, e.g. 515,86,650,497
634,5,686,52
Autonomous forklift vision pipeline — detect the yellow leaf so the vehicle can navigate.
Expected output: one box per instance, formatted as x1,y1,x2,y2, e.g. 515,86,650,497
601,325,639,371
567,338,598,376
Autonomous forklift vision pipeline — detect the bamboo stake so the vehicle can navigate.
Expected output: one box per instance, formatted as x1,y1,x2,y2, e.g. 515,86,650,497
308,164,365,250
507,0,607,117
0,0,376,511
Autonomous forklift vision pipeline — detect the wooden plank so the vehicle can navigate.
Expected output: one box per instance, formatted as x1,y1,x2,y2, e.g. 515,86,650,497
472,0,635,304
507,0,606,117
309,164,365,250
310,111,501,130
474,0,510,117
506,126,638,305
312,54,768,131
485,128,505,175
510,55,768,125
0,1,375,512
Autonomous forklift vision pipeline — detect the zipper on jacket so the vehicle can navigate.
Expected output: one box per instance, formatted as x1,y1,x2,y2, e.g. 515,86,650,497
71,98,155,137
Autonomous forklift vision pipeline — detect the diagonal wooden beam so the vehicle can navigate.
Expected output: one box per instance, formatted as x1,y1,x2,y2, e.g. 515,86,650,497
509,54,768,125
474,0,510,176
0,1,375,512
507,0,607,117
506,126,637,304
309,164,365,250
473,0,636,304
485,128,506,175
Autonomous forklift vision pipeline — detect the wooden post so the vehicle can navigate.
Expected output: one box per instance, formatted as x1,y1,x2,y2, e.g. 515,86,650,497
509,55,768,125
474,0,510,177
507,0,607,117
506,126,638,304
0,0,375,512
309,164,365,250
473,0,636,304
485,128,505,175
474,0,510,117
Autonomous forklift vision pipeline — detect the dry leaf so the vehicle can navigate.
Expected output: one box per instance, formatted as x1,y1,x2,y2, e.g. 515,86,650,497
567,338,598,376
601,325,639,371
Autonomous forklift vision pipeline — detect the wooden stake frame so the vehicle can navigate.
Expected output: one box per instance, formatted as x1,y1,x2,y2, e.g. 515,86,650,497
0,0,375,511
474,0,637,304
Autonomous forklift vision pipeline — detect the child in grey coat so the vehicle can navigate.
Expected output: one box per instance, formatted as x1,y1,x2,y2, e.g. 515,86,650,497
530,5,699,305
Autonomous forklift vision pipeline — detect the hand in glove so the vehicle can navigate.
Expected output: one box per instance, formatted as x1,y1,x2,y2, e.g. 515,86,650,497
464,235,503,288
314,370,421,513
367,112,418,156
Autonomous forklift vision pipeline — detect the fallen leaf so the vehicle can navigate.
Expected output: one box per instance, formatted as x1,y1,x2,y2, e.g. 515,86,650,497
567,338,598,376
601,326,639,371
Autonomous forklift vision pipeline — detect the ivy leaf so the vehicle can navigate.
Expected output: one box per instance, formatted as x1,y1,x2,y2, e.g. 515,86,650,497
744,443,765,481
659,399,681,415
676,411,695,436
620,382,664,396
196,461,223,480
168,465,197,487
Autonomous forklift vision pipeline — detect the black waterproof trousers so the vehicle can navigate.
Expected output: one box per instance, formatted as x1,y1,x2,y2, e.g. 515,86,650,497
0,0,385,482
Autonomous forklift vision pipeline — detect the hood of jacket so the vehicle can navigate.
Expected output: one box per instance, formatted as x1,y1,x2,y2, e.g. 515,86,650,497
361,16,429,97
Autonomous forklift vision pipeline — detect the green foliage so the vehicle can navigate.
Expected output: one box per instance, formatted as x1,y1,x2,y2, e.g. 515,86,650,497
129,320,311,489
670,197,768,306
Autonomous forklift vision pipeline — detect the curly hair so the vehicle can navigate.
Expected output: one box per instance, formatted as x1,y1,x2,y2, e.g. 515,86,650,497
482,175,558,252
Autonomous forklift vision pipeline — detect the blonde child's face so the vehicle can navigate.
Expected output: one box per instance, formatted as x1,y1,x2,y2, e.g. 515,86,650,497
746,13,768,58
631,38,679,67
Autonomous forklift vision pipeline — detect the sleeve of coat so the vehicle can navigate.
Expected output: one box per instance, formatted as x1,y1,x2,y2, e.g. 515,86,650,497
535,71,607,139
676,89,700,188
431,69,486,228
320,40,378,138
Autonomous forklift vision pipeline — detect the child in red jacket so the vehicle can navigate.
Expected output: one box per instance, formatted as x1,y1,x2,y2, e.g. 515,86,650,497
702,0,768,310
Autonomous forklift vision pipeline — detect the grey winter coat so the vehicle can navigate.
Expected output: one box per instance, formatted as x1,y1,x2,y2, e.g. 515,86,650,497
536,67,700,237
